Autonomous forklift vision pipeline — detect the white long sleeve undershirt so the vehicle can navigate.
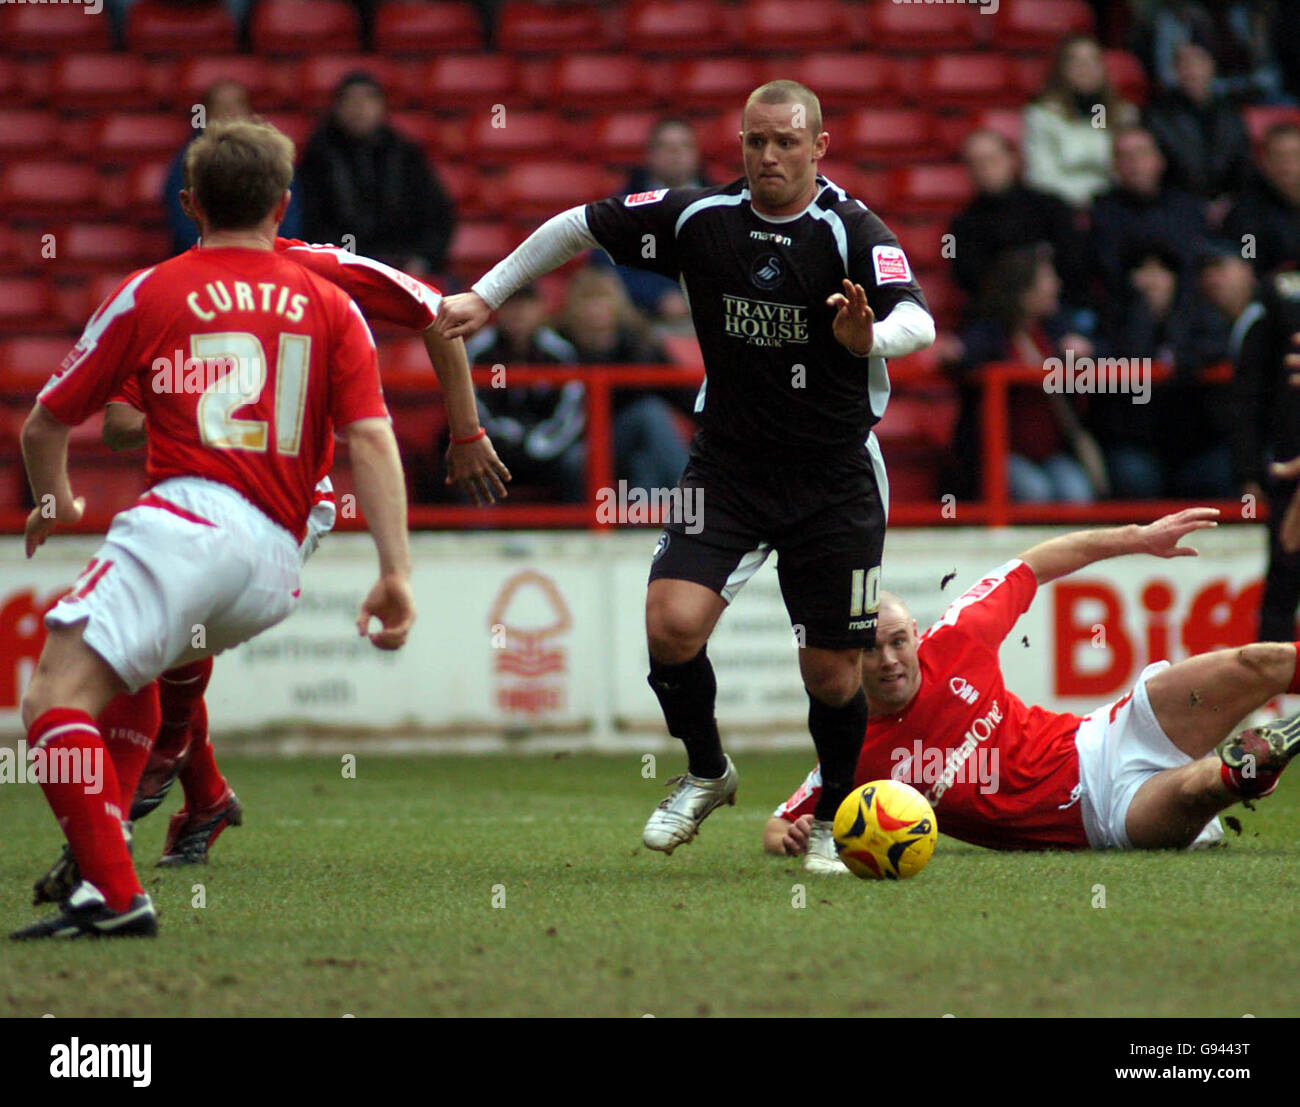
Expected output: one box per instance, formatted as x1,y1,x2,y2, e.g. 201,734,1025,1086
471,205,937,362
472,206,597,310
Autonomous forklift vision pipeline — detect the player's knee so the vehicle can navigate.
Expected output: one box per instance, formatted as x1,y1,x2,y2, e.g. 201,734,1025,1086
646,603,708,664
1236,642,1293,684
802,664,862,706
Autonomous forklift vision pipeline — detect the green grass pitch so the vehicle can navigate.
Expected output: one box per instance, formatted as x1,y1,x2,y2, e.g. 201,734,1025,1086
2,751,1299,1018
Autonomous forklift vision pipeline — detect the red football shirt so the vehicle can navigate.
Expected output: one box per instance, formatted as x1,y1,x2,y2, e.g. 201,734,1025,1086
775,560,1090,850
39,245,387,540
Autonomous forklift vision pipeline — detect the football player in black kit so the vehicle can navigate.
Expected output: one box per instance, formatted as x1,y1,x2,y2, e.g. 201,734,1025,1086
438,81,936,873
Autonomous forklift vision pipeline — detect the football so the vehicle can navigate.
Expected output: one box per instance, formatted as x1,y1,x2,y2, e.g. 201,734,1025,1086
833,779,938,880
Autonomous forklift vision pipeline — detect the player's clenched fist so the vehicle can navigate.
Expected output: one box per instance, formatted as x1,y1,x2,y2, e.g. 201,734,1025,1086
780,813,814,857
435,291,492,340
24,495,84,558
826,278,875,356
356,574,416,650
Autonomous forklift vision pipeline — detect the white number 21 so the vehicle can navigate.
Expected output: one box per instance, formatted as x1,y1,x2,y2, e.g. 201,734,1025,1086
193,331,310,456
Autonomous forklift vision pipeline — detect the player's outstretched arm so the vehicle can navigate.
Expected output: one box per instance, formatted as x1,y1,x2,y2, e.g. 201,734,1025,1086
764,814,813,856
102,402,147,451
345,416,415,650
421,325,511,504
436,206,600,340
1018,507,1220,585
20,402,84,557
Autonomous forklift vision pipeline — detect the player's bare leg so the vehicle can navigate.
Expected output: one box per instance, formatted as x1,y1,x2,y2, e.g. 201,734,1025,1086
798,645,867,874
642,579,736,852
14,624,157,939
1127,643,1300,848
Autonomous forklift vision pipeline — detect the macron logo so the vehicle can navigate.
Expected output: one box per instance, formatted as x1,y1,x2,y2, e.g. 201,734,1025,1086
949,677,979,705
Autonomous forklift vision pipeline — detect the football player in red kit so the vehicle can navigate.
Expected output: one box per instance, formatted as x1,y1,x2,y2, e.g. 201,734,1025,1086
15,121,415,938
29,231,510,903
767,509,1300,869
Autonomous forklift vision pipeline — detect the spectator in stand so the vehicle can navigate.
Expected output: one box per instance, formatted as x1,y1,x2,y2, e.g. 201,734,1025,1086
164,79,302,255
298,72,455,276
944,244,1105,504
558,267,691,496
1090,125,1208,299
1222,123,1300,278
594,118,710,324
1091,239,1233,498
464,285,586,503
948,129,1089,312
1143,42,1252,205
1022,35,1138,209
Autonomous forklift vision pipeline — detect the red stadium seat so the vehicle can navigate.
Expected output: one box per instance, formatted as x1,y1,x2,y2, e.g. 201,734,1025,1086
500,162,619,219
0,225,27,276
1104,49,1149,106
434,163,486,218
0,3,112,52
296,56,412,111
387,111,444,150
466,110,569,163
549,55,652,109
0,278,56,334
124,161,171,220
127,0,238,53
496,2,609,52
671,59,763,111
0,162,102,218
861,3,979,49
624,0,728,54
737,0,848,50
840,109,938,160
423,55,518,109
259,111,316,151
919,55,1015,109
892,220,952,273
50,54,155,109
378,337,434,375
96,114,191,163
373,1,484,52
0,110,60,157
250,0,361,54
992,0,1094,49
176,56,285,111
56,224,154,275
916,273,962,330
1012,55,1052,99
1244,106,1300,148
972,108,1025,148
591,111,661,162
819,166,889,206
889,164,974,216
447,223,519,282
786,54,894,108
0,336,77,389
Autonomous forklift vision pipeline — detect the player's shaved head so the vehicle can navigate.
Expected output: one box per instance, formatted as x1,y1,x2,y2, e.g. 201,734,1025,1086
184,120,295,232
878,590,910,621
744,80,822,136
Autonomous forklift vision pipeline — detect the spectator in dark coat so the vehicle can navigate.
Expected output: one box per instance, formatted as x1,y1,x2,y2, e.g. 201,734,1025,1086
1222,123,1300,278
297,71,455,275
1090,125,1209,299
164,79,302,254
1143,43,1251,203
948,129,1089,311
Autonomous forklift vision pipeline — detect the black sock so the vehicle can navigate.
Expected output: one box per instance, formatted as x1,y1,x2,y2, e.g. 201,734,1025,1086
809,688,868,821
647,646,726,779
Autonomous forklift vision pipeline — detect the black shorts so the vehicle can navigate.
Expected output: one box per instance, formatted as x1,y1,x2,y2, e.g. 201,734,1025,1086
647,436,887,650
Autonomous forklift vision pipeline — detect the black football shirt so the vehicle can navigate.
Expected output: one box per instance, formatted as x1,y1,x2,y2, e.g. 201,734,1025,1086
585,175,928,464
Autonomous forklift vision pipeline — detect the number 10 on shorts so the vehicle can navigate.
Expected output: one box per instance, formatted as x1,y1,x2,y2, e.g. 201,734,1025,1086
850,567,881,618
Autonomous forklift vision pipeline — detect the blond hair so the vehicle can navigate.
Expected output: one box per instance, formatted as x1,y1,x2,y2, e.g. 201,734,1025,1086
743,80,823,136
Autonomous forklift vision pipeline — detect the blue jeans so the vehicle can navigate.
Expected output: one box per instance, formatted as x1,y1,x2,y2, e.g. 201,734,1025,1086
1007,453,1094,503
560,396,690,500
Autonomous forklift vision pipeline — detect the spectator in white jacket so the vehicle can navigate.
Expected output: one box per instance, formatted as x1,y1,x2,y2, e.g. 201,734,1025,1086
1023,35,1138,209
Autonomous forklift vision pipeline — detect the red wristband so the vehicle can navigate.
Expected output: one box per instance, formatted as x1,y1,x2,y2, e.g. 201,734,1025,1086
451,427,486,445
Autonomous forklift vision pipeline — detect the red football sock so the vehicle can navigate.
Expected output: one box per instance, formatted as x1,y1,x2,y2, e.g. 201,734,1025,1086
155,658,212,760
179,698,228,810
1220,760,1279,799
97,683,161,811
30,708,141,913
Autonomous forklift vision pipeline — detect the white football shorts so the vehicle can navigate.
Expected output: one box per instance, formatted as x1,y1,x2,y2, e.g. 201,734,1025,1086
1074,661,1224,851
46,476,301,692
